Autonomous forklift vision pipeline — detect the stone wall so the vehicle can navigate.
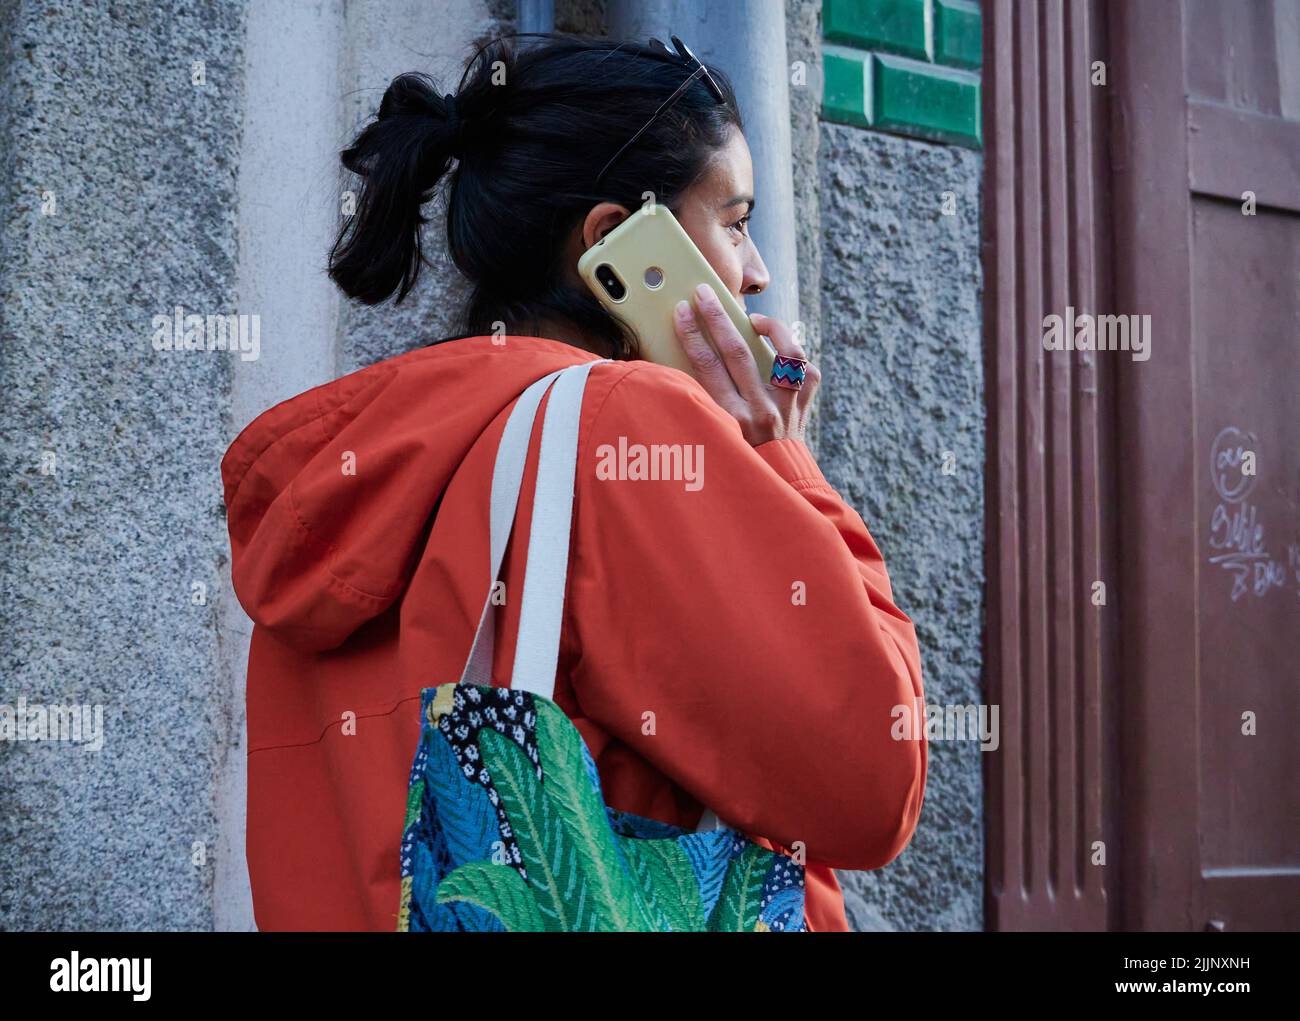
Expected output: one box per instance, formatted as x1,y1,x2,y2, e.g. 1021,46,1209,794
0,0,247,930
0,0,984,932
817,125,984,931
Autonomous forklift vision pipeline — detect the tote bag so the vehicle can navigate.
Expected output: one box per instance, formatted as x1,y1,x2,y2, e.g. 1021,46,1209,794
397,360,806,932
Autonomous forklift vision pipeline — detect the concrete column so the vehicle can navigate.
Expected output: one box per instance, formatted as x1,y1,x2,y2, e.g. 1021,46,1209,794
215,0,351,933
606,0,801,326
518,0,556,34
0,0,248,930
217,0,497,929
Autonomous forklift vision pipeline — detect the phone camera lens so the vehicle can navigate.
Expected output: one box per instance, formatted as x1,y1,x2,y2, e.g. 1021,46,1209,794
596,264,626,302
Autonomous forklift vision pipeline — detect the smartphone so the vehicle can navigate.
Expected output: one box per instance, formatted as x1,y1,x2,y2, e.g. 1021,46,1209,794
576,204,777,380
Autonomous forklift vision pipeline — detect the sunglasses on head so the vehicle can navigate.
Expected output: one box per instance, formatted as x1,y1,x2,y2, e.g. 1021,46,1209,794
594,35,727,189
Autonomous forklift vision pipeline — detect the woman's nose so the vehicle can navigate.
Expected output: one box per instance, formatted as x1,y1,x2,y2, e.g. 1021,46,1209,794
741,245,770,296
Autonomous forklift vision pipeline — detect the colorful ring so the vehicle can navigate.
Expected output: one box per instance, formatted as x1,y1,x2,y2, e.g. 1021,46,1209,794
770,354,808,390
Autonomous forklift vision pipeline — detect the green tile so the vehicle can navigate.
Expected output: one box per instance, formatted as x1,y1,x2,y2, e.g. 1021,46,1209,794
822,45,872,129
935,0,982,69
872,53,982,147
824,0,933,62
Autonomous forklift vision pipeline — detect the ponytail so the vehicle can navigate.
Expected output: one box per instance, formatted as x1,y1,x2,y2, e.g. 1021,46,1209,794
328,73,460,304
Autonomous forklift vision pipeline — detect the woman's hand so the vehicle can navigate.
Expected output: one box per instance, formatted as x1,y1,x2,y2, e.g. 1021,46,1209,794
673,283,821,447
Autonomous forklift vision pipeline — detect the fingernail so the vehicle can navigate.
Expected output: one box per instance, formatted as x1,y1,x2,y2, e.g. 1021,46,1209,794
675,300,691,318
695,283,714,301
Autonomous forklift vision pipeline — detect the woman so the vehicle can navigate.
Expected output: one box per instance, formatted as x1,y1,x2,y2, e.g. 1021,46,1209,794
221,33,926,932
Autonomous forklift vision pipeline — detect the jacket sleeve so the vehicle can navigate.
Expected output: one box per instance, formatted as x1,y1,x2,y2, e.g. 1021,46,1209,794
565,362,927,871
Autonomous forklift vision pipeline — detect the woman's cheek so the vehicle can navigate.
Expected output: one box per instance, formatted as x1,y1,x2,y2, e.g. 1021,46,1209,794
710,241,740,293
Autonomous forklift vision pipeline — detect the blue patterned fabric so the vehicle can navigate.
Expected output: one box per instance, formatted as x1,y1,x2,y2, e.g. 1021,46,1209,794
397,683,806,932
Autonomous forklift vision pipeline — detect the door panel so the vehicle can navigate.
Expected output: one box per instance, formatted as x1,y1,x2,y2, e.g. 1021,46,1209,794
986,0,1299,930
1111,0,1300,930
1192,197,1299,905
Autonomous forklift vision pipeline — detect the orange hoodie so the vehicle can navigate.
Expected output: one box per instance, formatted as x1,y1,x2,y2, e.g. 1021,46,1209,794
221,334,927,932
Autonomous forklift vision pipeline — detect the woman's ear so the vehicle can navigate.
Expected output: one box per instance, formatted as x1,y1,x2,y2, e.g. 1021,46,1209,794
581,202,632,250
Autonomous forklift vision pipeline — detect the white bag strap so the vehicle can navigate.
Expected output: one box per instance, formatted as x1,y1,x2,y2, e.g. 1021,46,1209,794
459,359,608,688
457,357,724,834
510,359,602,698
694,809,725,831
457,367,568,687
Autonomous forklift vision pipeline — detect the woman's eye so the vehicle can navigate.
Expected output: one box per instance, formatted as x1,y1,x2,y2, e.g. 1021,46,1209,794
729,215,751,237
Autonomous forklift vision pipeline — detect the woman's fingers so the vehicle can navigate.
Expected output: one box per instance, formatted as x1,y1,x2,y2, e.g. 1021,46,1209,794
750,311,821,403
673,297,745,416
673,289,819,447
748,311,803,360
689,284,768,404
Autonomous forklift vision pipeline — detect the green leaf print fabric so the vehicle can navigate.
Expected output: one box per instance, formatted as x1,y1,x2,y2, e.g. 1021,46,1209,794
397,682,807,932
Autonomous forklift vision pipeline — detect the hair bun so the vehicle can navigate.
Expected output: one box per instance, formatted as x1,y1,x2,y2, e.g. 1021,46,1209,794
443,93,466,159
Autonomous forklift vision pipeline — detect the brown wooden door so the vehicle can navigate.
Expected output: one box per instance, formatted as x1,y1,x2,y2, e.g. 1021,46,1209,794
984,0,1299,931
983,0,1116,932
1111,0,1300,932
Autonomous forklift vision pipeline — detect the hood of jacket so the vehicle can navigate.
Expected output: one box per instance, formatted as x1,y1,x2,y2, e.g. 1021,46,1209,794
220,335,600,653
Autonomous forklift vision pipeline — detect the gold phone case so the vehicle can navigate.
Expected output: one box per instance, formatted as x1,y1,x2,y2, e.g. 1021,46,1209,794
576,204,776,380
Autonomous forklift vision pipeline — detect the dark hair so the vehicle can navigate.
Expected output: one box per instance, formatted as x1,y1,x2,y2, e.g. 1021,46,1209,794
327,33,744,359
